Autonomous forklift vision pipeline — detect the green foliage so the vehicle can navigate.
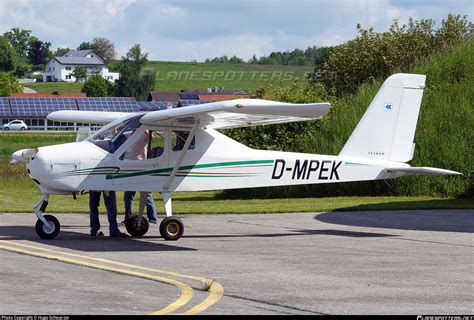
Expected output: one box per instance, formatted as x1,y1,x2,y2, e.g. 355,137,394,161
223,40,473,199
115,44,155,100
2,28,32,59
77,41,92,50
205,55,245,64
320,14,472,95
81,75,113,97
71,66,87,82
206,46,334,67
54,47,70,57
13,58,32,77
0,72,22,96
0,36,17,72
225,80,331,151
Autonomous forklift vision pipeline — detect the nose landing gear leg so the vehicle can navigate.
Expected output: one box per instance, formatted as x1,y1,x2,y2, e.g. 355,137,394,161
34,195,60,239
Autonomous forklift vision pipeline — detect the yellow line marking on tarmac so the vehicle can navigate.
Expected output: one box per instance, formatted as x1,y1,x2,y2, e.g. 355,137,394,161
0,242,192,315
0,240,224,315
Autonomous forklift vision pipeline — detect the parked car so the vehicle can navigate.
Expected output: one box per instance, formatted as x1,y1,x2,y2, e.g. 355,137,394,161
3,120,27,131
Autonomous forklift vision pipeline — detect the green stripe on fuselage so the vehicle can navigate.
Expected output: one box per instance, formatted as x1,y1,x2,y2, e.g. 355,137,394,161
106,160,274,180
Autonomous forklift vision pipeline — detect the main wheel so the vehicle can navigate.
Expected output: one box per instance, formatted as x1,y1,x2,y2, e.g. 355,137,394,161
35,215,60,239
159,217,184,241
125,215,149,237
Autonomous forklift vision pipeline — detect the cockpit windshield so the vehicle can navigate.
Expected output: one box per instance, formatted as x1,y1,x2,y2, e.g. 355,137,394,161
88,115,144,153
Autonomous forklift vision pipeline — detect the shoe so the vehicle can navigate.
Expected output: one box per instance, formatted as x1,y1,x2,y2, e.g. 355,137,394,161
149,220,157,224
110,231,129,238
91,231,104,237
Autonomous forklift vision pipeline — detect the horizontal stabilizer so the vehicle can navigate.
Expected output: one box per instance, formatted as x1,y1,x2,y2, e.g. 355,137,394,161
47,110,133,124
386,166,462,176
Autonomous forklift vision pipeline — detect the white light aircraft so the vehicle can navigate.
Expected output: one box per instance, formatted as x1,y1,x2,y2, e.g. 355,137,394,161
11,74,461,240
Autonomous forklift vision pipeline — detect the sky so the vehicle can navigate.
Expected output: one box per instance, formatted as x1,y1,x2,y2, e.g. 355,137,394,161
0,0,472,61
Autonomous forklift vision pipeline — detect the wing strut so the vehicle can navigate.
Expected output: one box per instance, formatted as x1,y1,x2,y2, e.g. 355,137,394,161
163,121,200,191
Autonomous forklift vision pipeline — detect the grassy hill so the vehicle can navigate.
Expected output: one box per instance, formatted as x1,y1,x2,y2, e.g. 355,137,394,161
24,62,312,95
242,39,473,198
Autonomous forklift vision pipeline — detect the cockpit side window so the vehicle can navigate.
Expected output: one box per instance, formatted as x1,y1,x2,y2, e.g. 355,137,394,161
172,130,195,151
89,115,143,153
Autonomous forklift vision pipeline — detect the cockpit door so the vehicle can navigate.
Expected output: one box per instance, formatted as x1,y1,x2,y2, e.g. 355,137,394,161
112,127,170,192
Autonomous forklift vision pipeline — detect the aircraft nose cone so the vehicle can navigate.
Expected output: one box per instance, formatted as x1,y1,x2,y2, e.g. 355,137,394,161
11,148,38,164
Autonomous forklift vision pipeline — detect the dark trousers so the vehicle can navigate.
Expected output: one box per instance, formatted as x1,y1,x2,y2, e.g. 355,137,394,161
124,191,158,222
89,191,119,235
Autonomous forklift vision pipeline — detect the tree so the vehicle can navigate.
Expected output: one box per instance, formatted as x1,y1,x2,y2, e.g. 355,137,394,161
77,42,92,50
28,39,51,69
82,75,111,96
91,37,116,63
115,44,155,100
54,47,70,57
2,28,32,58
71,66,87,82
0,72,22,96
0,36,16,72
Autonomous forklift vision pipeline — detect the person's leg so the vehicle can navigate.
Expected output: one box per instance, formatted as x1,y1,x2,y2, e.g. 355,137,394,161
123,191,136,219
89,191,101,235
145,192,158,223
104,191,119,235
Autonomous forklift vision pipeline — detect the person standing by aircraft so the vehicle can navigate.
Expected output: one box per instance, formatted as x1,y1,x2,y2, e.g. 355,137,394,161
89,190,128,237
121,130,159,224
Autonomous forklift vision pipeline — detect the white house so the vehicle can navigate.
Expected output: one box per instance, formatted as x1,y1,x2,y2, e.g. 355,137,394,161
43,50,120,83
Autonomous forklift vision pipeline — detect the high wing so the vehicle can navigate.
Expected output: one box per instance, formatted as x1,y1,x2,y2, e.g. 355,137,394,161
140,99,331,129
47,110,134,124
46,99,331,128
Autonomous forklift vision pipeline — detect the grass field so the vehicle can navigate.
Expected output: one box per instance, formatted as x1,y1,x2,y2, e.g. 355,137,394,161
25,82,84,94
22,61,313,94
0,132,472,214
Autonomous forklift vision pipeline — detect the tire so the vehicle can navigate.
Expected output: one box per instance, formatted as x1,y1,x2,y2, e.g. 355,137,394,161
159,217,184,241
21,127,26,131
4,127,9,131
35,215,60,239
125,215,149,237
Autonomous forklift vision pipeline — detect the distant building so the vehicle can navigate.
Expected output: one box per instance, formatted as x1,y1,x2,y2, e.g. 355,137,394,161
43,50,120,83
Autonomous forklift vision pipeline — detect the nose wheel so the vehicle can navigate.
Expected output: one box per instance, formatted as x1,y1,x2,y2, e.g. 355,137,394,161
35,215,60,240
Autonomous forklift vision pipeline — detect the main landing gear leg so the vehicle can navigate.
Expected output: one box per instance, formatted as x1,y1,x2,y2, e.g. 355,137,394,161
159,192,184,241
34,195,60,240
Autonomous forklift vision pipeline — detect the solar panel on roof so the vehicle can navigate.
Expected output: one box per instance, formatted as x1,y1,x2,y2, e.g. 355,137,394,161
10,97,77,117
136,101,170,111
178,100,213,107
179,93,199,100
76,97,139,112
0,98,11,117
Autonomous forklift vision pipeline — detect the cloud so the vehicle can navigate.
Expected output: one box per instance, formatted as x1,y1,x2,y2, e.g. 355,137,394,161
0,0,470,61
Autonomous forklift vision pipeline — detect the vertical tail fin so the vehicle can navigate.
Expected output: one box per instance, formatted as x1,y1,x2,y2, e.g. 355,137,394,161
339,73,426,162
